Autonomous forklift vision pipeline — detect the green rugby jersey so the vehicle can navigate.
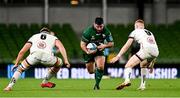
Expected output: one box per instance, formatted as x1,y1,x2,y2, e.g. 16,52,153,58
81,26,113,46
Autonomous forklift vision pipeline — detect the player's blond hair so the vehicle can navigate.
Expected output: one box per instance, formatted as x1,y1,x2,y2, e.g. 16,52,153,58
135,19,144,24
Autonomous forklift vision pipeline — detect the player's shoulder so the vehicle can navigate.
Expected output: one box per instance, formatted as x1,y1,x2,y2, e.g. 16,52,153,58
35,32,58,39
134,29,144,32
30,33,40,38
129,29,142,36
103,26,110,32
144,29,153,33
103,26,109,32
132,29,145,34
47,33,58,39
82,26,94,36
83,26,93,32
104,26,109,30
130,29,137,34
28,33,39,41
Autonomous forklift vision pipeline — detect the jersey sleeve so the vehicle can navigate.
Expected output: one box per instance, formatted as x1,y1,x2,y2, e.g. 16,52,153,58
81,28,91,43
27,35,34,44
105,27,113,42
53,36,58,40
128,30,136,39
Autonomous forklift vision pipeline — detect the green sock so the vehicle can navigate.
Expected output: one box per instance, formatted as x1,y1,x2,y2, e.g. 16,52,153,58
95,68,104,86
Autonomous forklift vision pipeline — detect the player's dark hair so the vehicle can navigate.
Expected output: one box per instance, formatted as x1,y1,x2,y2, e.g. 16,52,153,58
40,27,50,33
95,17,104,25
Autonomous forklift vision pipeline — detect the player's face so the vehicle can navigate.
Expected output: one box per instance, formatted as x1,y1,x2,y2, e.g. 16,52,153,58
94,23,104,33
134,22,144,29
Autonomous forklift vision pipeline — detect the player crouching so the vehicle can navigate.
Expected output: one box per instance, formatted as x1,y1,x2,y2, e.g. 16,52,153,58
4,27,70,91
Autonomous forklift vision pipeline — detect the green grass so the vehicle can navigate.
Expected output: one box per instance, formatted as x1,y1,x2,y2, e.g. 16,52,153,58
0,78,180,97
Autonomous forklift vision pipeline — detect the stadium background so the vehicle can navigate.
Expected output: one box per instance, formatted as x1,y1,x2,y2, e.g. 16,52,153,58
0,0,180,79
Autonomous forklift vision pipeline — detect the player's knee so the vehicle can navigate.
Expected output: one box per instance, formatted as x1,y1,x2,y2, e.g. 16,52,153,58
49,66,60,73
17,66,25,73
140,64,148,68
88,70,94,74
97,66,104,70
54,58,63,67
125,65,133,68
17,61,30,73
87,68,94,74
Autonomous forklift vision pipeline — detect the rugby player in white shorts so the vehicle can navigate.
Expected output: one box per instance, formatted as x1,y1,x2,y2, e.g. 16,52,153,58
110,19,159,90
4,27,70,91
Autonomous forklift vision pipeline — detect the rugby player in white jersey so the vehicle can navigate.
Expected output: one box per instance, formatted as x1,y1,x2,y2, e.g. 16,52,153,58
110,19,159,90
4,27,70,91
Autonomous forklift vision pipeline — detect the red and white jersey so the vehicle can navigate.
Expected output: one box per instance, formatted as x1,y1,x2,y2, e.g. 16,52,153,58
129,29,158,49
28,32,58,55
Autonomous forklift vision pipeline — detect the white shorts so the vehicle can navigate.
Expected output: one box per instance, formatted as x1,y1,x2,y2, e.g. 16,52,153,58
26,51,62,67
136,46,159,61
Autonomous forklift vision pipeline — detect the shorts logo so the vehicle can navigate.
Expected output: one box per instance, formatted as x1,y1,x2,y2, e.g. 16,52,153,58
37,41,46,49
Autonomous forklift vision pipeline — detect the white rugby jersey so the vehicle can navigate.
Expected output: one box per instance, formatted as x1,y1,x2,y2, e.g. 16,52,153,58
28,32,58,54
129,29,158,48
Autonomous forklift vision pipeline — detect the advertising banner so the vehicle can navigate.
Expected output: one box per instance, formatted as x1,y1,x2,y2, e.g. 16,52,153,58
1,64,179,79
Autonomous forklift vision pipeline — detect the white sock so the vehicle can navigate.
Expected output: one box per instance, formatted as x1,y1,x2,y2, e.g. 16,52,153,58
42,72,55,84
140,68,147,87
124,67,132,83
7,71,21,88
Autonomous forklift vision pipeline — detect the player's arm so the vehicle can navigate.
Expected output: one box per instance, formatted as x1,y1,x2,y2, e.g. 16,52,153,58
110,38,134,63
80,41,96,54
97,42,114,51
117,38,134,57
80,40,89,54
98,28,114,51
13,42,32,70
55,39,70,68
105,41,114,48
80,29,96,54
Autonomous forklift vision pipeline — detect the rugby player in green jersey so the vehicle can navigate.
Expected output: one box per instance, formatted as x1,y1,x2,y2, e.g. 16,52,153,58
80,17,114,90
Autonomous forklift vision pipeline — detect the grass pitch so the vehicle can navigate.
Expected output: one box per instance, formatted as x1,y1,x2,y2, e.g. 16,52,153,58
0,78,180,97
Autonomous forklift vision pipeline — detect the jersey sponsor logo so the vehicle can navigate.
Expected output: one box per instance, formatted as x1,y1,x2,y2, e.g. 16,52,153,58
102,34,106,38
37,41,46,49
147,36,155,44
91,36,95,40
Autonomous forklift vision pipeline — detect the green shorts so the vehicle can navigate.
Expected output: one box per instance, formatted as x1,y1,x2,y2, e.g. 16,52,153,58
83,51,104,63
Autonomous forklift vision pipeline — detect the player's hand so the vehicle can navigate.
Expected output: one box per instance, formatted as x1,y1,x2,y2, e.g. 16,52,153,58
86,50,97,54
110,56,120,63
148,67,153,73
148,59,156,73
11,64,18,72
97,43,106,51
65,61,70,68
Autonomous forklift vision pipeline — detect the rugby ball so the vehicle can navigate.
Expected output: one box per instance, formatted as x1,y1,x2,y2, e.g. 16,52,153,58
87,43,97,51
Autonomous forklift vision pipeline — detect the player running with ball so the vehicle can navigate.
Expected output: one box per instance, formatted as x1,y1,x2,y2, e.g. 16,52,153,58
80,17,114,90
110,19,159,90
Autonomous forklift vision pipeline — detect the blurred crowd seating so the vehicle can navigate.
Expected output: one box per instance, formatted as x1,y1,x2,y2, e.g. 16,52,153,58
0,21,180,64
0,23,81,63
